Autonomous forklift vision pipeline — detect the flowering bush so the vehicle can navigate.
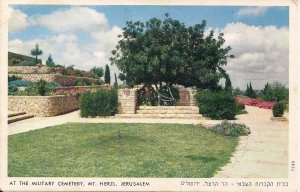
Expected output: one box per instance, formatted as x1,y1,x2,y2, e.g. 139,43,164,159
211,121,251,137
236,97,276,109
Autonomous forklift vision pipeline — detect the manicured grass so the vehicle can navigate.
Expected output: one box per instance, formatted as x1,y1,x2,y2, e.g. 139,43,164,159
8,123,238,177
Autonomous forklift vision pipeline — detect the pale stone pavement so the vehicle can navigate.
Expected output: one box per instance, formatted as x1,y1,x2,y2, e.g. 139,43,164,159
214,106,289,178
8,106,289,178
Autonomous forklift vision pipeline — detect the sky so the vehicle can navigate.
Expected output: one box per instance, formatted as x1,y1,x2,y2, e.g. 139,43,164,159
8,5,289,89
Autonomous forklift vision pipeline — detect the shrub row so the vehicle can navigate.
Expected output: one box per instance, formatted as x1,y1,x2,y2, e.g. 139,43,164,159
80,90,118,117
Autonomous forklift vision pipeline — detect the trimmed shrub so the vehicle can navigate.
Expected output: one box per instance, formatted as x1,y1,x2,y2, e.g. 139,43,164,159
210,121,251,137
8,80,31,87
272,101,286,117
196,90,237,120
80,89,118,117
15,60,38,66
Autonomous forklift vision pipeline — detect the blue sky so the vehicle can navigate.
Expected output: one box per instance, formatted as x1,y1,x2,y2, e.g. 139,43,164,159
8,5,289,89
9,5,289,40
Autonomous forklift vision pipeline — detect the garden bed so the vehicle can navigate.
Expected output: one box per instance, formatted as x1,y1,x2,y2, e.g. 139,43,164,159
8,123,238,177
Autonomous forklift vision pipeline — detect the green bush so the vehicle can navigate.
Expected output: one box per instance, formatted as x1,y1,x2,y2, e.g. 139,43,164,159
8,85,18,95
75,79,92,86
260,82,289,102
8,75,22,82
15,60,38,66
196,90,237,120
272,101,286,117
13,81,57,96
210,121,251,137
46,60,56,67
80,89,118,117
235,103,247,115
37,80,47,96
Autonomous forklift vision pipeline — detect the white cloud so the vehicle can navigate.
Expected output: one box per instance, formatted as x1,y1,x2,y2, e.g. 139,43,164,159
8,6,31,33
221,22,289,89
34,7,108,33
237,7,267,17
8,7,123,83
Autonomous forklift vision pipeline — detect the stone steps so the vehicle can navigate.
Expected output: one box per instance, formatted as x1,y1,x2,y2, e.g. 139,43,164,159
8,111,26,117
138,106,199,110
117,105,201,119
136,109,199,114
8,112,34,124
115,113,202,119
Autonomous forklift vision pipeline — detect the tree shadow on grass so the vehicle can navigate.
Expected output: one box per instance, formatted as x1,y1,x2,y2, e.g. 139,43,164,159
185,155,217,163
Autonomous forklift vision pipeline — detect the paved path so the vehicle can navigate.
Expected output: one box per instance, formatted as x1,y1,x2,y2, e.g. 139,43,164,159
214,106,289,178
8,106,289,178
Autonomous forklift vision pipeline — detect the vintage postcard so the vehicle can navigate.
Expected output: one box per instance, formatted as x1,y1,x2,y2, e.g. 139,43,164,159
0,0,298,191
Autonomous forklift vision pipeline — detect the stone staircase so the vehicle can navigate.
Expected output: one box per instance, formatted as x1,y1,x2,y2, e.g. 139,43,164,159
115,106,202,119
8,111,34,124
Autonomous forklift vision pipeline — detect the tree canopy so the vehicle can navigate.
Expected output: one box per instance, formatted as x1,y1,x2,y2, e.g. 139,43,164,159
110,14,234,89
90,66,104,78
31,43,43,64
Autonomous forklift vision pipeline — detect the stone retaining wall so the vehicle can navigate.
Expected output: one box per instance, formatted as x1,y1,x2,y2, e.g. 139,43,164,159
8,66,57,74
8,95,79,116
9,74,100,86
118,88,137,114
55,85,112,92
8,66,98,78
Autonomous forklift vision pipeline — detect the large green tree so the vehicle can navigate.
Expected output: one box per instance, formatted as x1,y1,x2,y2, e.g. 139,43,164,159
104,64,111,84
31,43,43,64
110,14,233,89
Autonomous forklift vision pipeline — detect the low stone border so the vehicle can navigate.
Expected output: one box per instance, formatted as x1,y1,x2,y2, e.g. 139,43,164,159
270,116,288,122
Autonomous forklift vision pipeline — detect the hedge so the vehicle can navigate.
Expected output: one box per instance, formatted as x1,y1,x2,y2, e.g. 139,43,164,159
196,89,237,120
80,89,118,117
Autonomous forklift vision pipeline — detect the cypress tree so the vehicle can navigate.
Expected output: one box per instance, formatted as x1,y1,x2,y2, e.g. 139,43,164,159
113,73,118,89
104,65,111,84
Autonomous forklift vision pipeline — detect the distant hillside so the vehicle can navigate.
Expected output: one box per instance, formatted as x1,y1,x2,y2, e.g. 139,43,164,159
8,52,42,66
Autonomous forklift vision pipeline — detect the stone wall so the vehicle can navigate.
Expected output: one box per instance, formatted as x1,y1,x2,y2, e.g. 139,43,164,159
8,66,57,74
55,85,112,93
176,89,191,106
8,66,98,78
118,88,137,114
8,95,79,116
9,74,100,86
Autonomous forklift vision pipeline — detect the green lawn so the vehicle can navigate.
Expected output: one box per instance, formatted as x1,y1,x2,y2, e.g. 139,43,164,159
8,123,238,177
